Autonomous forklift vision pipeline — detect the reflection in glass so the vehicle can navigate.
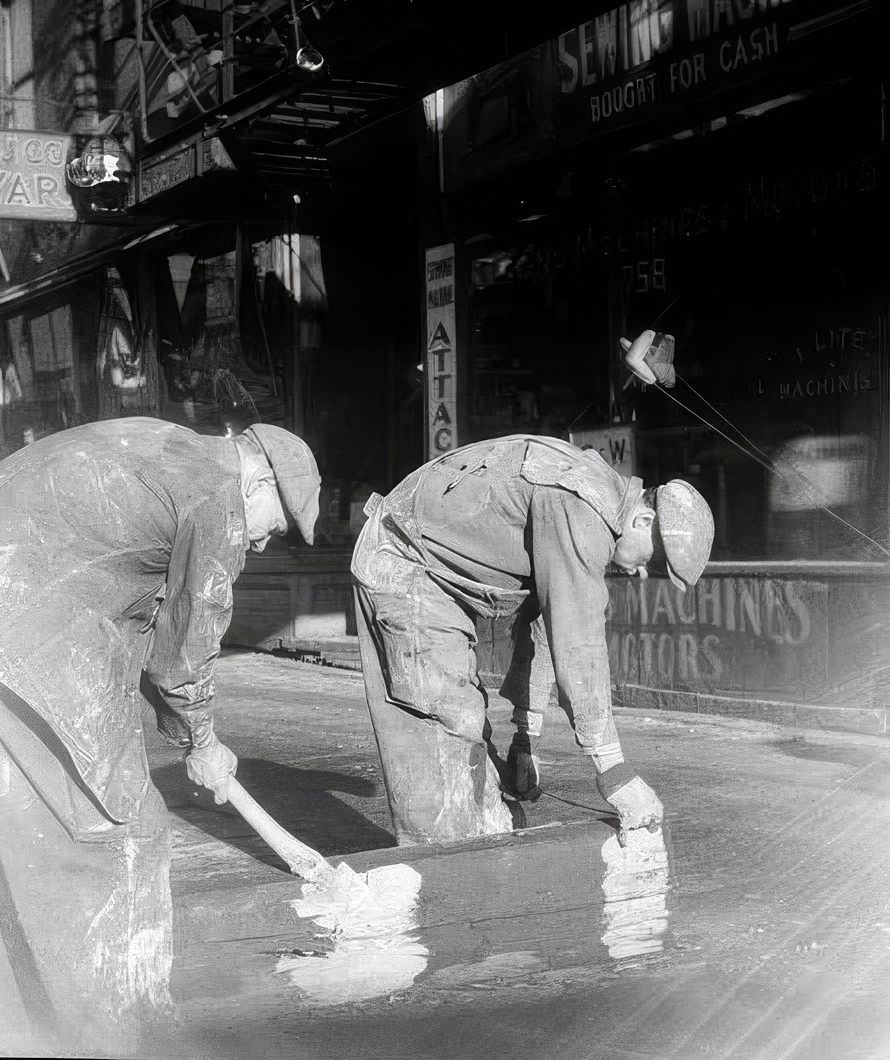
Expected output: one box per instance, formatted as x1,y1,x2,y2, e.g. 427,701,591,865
600,827,670,961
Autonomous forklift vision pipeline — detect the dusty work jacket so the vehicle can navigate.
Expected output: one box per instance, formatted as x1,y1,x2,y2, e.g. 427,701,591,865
0,418,247,822
352,436,640,754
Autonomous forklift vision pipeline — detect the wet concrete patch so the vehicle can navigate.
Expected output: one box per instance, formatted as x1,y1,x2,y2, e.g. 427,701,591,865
770,737,878,767
276,863,428,1005
158,654,890,1059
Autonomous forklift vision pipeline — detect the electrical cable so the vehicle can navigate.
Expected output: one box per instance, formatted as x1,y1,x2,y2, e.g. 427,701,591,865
653,379,890,560
677,371,890,560
144,8,209,116
626,293,889,557
540,789,617,815
654,380,778,476
679,374,792,470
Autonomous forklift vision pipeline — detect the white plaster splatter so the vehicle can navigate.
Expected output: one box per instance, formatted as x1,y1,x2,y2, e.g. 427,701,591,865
276,862,428,1005
0,543,21,603
86,837,173,1013
600,828,670,961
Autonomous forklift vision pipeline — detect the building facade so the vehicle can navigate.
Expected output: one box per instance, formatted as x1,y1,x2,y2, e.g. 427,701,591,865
426,0,890,732
0,0,430,647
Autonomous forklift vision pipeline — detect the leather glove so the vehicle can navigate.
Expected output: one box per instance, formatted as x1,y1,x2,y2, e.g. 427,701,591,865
596,763,663,844
506,732,542,802
186,733,238,805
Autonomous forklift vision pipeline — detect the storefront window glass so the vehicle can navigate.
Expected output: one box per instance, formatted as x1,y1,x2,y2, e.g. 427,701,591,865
618,98,887,563
464,92,887,564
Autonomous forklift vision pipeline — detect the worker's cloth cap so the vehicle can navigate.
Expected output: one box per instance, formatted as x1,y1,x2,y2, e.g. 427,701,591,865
243,424,321,544
655,480,714,592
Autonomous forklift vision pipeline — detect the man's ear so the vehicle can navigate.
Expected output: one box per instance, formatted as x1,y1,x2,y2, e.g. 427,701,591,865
632,509,656,532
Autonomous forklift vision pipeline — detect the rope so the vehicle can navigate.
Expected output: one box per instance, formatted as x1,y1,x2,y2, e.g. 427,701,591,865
540,789,616,816
654,379,890,560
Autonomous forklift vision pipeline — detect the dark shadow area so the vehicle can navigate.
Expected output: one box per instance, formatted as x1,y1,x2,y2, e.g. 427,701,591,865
0,679,110,829
151,756,396,861
771,737,874,768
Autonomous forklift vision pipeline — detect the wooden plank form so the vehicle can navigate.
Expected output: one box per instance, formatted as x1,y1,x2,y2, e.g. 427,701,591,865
172,818,671,1022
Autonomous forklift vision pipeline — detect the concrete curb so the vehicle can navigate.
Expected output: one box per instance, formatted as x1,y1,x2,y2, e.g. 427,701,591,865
228,639,890,739
225,636,363,670
478,670,890,739
613,684,889,737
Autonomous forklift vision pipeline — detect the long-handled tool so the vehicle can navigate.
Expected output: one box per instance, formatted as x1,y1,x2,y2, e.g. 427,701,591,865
221,775,427,993
222,775,340,885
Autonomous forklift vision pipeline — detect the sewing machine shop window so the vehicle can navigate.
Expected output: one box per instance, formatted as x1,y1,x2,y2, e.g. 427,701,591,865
468,241,608,441
628,305,885,564
617,128,888,566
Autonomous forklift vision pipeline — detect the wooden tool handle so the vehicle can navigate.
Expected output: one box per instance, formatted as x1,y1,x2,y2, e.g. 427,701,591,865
224,776,336,884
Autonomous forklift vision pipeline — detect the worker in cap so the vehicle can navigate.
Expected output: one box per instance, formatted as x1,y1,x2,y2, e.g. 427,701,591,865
650,479,714,592
504,470,713,828
240,422,321,547
0,417,319,1052
352,435,713,846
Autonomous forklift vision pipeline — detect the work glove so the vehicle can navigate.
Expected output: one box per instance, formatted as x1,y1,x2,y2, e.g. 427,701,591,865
596,763,663,844
506,732,542,802
186,732,238,805
620,331,676,388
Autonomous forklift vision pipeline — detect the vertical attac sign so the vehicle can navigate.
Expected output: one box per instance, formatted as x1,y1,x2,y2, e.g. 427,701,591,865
424,243,458,456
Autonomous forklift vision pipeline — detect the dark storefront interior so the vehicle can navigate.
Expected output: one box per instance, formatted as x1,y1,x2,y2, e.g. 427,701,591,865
0,114,425,551
456,74,887,564
0,0,885,669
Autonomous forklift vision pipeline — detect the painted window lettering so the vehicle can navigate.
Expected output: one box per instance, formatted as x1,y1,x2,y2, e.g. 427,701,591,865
590,75,658,124
719,23,779,71
606,577,815,686
560,0,797,94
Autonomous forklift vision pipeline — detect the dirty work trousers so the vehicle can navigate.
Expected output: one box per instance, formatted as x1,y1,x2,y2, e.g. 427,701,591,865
0,688,174,1058
353,562,515,846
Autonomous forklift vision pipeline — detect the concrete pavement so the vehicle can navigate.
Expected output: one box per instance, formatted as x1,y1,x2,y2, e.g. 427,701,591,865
148,649,890,1060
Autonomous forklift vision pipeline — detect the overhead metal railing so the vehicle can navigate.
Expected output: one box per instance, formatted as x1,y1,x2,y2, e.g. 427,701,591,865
131,0,409,187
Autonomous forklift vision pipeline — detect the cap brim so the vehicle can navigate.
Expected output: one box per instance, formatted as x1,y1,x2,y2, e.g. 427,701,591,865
245,425,320,544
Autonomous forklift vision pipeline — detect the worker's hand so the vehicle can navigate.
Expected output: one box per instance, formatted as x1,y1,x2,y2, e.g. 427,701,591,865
506,732,542,802
186,734,238,805
596,765,663,845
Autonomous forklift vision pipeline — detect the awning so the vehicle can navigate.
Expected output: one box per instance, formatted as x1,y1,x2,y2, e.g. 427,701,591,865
0,222,192,315
134,0,607,192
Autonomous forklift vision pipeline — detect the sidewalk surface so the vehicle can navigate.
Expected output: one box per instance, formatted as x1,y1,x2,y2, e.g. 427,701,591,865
147,649,890,1060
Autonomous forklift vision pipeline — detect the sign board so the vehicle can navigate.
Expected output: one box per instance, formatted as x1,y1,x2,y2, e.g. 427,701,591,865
606,574,829,699
481,572,839,708
425,243,458,457
558,0,798,135
137,136,234,203
441,0,872,191
0,131,75,221
569,424,635,477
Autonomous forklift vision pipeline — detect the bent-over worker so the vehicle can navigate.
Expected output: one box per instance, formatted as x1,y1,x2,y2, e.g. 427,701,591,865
0,418,319,1055
351,434,713,846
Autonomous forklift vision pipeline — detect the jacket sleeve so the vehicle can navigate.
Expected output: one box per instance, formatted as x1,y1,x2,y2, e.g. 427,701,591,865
144,493,246,743
529,486,621,756
500,606,555,738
